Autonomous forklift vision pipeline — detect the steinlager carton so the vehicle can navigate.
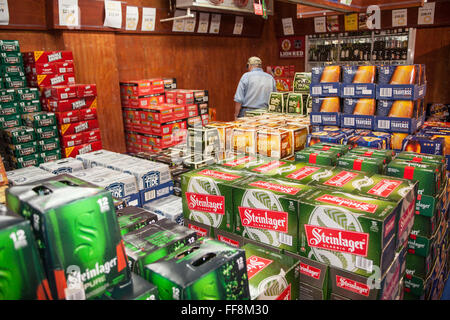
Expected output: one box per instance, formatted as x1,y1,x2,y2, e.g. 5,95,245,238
123,219,197,277
181,165,250,232
308,167,373,193
146,238,250,300
243,242,300,300
348,146,395,162
295,148,341,166
336,154,386,174
272,162,334,185
386,159,442,197
101,272,158,300
0,205,52,300
298,188,398,276
349,174,418,250
406,229,439,279
6,181,130,299
308,142,351,155
395,151,446,185
233,175,314,253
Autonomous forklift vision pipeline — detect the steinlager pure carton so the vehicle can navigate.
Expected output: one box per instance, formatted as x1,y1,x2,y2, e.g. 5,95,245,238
123,219,197,277
116,206,158,236
243,242,300,300
101,272,158,300
181,165,250,232
146,238,250,300
6,181,130,299
233,175,314,253
336,154,386,174
298,188,398,276
0,205,53,300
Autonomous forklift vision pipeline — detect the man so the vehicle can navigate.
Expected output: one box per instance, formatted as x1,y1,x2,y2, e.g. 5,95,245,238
234,56,277,119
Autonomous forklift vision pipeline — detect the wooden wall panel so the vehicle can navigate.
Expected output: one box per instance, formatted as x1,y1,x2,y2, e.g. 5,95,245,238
116,17,292,122
414,27,450,104
61,31,125,153
0,30,63,51
0,0,47,30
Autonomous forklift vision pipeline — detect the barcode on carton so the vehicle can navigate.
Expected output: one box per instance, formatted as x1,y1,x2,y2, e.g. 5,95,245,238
343,87,355,96
377,120,390,130
344,117,355,126
312,87,322,95
356,256,373,273
312,115,321,123
379,88,392,97
279,233,293,246
144,190,156,202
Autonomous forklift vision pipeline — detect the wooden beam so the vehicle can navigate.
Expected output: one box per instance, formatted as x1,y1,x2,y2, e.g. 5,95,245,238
279,0,361,13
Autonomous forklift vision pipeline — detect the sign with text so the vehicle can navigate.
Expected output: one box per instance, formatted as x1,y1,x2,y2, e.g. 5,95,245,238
279,36,305,59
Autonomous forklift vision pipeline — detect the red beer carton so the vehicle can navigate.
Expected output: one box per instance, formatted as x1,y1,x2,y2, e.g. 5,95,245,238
142,104,175,123
30,73,76,88
150,119,187,136
60,132,84,148
121,93,165,108
55,110,80,124
47,96,97,112
23,51,74,64
83,129,102,143
59,119,99,136
43,85,77,100
186,104,199,118
74,84,97,98
25,61,75,76
173,105,186,120
79,108,97,121
62,140,102,158
176,90,194,105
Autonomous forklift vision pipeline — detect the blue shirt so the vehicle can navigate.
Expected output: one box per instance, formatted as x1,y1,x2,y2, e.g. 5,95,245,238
234,68,277,109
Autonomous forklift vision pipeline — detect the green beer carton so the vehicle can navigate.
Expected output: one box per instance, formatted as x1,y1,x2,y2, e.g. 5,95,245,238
298,188,398,276
6,181,130,300
3,126,36,144
0,102,19,116
0,205,52,300
0,40,20,52
22,112,56,127
308,167,373,193
293,72,312,93
0,52,23,65
233,175,314,253
349,174,418,250
181,165,250,233
395,151,446,186
15,88,40,101
10,153,40,168
219,155,277,172
403,257,438,300
19,100,42,114
0,89,17,103
39,149,62,163
386,159,442,197
268,92,287,113
0,114,21,129
116,206,158,236
295,148,342,166
406,227,440,279
101,272,158,300
37,137,60,153
329,251,401,300
286,93,304,114
123,219,197,277
336,154,386,174
308,142,351,155
146,238,250,300
35,125,58,140
7,141,38,157
243,242,300,300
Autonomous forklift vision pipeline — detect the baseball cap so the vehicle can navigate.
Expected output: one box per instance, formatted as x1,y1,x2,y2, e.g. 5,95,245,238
247,56,262,66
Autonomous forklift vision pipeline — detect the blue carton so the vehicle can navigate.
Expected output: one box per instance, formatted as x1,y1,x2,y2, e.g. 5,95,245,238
311,66,342,84
374,114,425,134
377,65,425,85
139,180,174,206
341,114,375,130
310,83,341,97
340,83,376,98
376,84,426,100
310,112,341,126
376,99,424,118
307,130,348,146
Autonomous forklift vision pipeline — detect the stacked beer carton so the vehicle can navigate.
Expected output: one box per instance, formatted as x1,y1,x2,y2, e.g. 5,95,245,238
0,40,27,90
267,71,311,116
22,50,102,158
121,78,209,154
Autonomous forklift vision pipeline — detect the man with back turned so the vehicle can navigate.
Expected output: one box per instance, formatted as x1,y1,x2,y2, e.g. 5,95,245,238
234,56,277,119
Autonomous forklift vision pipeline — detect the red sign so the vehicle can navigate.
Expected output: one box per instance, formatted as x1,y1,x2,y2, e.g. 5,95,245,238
304,225,369,257
223,156,256,167
198,169,242,181
185,193,225,215
279,36,305,59
323,171,358,187
252,161,286,173
336,275,370,297
239,207,288,233
188,224,208,237
276,284,291,300
286,166,321,181
247,255,273,279
217,235,240,248
316,194,378,213
367,179,402,198
249,180,301,195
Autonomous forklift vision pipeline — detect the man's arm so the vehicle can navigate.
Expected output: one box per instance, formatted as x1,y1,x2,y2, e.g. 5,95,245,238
234,102,242,119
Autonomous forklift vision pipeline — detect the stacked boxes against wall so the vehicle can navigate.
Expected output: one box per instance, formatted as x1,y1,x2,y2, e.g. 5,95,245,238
121,78,209,154
22,50,102,158
0,40,63,169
